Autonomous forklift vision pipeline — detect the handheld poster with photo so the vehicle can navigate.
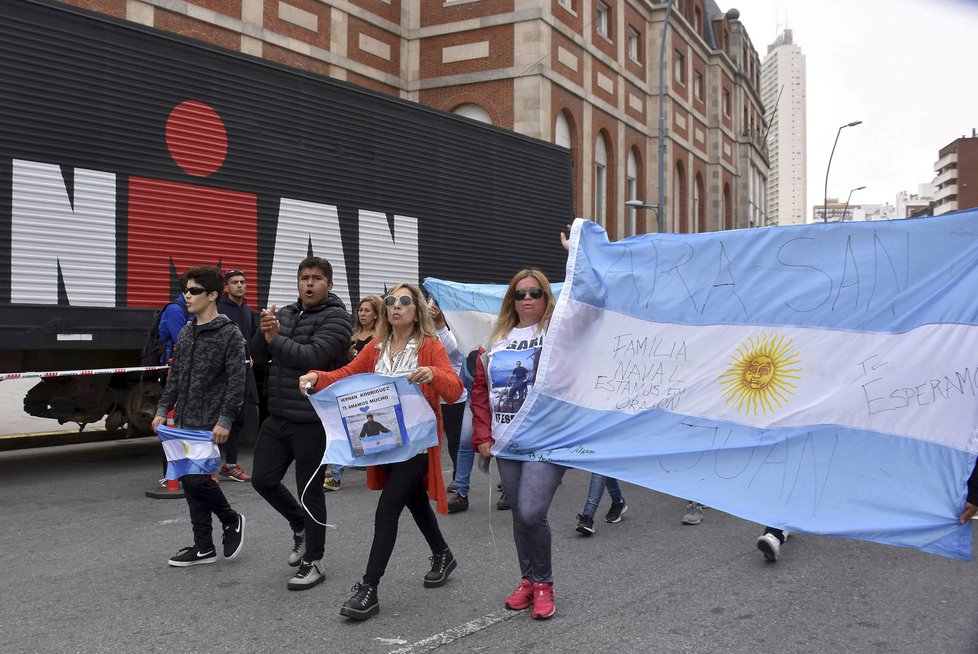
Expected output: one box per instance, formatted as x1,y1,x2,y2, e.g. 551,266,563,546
337,382,408,456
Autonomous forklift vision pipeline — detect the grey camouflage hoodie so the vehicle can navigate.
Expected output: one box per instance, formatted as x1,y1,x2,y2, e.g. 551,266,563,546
155,313,246,431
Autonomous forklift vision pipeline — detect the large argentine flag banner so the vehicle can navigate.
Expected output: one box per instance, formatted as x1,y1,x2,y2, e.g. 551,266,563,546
309,373,439,467
157,425,221,480
434,212,978,560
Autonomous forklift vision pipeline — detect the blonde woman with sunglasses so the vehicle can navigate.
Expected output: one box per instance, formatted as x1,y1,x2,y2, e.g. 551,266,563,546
300,283,462,621
470,268,562,620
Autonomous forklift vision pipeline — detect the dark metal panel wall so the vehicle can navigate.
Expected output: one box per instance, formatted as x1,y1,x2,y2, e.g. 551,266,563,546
0,0,572,358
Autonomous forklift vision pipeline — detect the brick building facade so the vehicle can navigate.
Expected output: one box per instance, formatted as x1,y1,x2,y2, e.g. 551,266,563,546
61,0,768,238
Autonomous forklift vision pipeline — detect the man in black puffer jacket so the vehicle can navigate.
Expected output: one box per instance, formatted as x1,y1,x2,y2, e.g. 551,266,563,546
251,256,353,591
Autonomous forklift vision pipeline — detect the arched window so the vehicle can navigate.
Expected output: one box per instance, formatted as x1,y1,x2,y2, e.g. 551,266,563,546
694,172,705,232
555,110,581,217
452,104,492,124
555,112,571,148
626,149,638,236
674,161,687,233
594,134,608,226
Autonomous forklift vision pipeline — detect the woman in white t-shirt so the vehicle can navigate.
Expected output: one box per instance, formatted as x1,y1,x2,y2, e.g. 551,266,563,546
471,268,561,620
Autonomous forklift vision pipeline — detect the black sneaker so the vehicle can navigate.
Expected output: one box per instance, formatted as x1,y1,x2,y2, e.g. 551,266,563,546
288,530,305,567
222,513,245,560
288,560,325,590
341,581,379,620
605,501,628,523
423,549,458,588
447,493,469,514
575,514,595,536
168,545,217,567
496,492,511,511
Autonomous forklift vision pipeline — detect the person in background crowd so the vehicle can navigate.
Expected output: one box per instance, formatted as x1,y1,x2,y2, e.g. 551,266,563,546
325,294,384,492
250,257,352,591
158,286,191,366
153,265,246,567
300,283,462,622
574,474,628,536
446,350,478,514
472,269,560,620
427,296,468,499
216,269,257,482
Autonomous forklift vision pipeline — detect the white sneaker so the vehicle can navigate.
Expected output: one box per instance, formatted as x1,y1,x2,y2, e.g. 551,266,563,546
756,532,784,561
288,560,324,590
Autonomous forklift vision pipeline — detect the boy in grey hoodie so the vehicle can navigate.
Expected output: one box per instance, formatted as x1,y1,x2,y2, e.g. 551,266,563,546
154,265,247,567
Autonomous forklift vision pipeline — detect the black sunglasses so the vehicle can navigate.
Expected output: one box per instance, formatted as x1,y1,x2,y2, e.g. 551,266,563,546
384,295,414,307
514,288,544,300
182,286,208,296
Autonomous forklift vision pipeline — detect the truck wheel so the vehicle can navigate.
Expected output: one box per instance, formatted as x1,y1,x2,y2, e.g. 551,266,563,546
105,410,126,433
124,381,162,435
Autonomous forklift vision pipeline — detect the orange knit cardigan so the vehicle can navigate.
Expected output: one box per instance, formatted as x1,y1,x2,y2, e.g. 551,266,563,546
311,336,463,515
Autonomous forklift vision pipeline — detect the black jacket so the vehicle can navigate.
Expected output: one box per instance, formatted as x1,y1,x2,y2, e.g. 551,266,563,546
155,314,246,431
251,293,352,423
218,294,258,403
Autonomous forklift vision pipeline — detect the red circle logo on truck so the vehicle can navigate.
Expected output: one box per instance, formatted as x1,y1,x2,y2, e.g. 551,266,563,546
165,100,228,177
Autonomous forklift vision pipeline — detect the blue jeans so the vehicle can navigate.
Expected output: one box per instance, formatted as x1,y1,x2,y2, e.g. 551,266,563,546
331,464,345,482
581,473,624,518
451,403,475,495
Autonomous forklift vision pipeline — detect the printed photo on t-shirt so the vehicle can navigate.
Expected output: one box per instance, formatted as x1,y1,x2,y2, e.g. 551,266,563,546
487,347,542,417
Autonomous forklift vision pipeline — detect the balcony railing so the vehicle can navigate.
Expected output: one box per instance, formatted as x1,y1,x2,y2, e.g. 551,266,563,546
933,167,958,187
934,183,958,202
934,151,958,172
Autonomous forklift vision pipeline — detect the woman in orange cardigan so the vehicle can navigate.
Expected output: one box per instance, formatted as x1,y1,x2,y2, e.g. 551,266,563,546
299,283,462,622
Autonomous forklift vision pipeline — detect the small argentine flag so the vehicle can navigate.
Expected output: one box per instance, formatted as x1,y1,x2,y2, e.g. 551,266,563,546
157,425,221,480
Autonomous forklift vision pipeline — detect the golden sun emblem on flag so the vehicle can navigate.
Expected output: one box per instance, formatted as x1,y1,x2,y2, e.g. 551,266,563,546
719,333,801,415
182,442,191,456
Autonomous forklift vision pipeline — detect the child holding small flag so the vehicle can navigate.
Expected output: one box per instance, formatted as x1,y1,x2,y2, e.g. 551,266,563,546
153,265,247,567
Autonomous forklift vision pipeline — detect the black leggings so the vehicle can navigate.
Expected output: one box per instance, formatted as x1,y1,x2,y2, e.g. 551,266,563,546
363,453,448,585
440,401,465,479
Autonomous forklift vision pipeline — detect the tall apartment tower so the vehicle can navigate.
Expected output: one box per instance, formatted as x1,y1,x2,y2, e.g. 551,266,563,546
761,29,806,225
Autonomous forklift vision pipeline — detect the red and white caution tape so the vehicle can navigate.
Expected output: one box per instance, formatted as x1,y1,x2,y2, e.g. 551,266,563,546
0,365,169,381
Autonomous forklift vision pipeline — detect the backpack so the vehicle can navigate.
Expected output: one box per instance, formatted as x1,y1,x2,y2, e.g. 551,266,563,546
140,302,188,366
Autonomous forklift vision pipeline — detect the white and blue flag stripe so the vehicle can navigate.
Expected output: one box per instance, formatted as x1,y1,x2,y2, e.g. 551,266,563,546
428,211,978,560
157,425,221,480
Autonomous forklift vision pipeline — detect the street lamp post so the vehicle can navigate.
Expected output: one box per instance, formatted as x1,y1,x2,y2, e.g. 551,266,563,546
841,185,866,222
655,0,674,235
625,199,660,231
822,120,862,222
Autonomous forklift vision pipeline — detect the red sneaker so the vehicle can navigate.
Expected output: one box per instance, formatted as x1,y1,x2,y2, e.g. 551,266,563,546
220,464,252,482
530,582,555,620
504,578,534,610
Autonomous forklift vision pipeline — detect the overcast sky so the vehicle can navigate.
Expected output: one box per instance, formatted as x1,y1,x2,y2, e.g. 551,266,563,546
728,0,978,214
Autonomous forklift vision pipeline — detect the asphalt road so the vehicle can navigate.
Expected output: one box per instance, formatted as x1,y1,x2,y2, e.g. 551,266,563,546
1,438,976,654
